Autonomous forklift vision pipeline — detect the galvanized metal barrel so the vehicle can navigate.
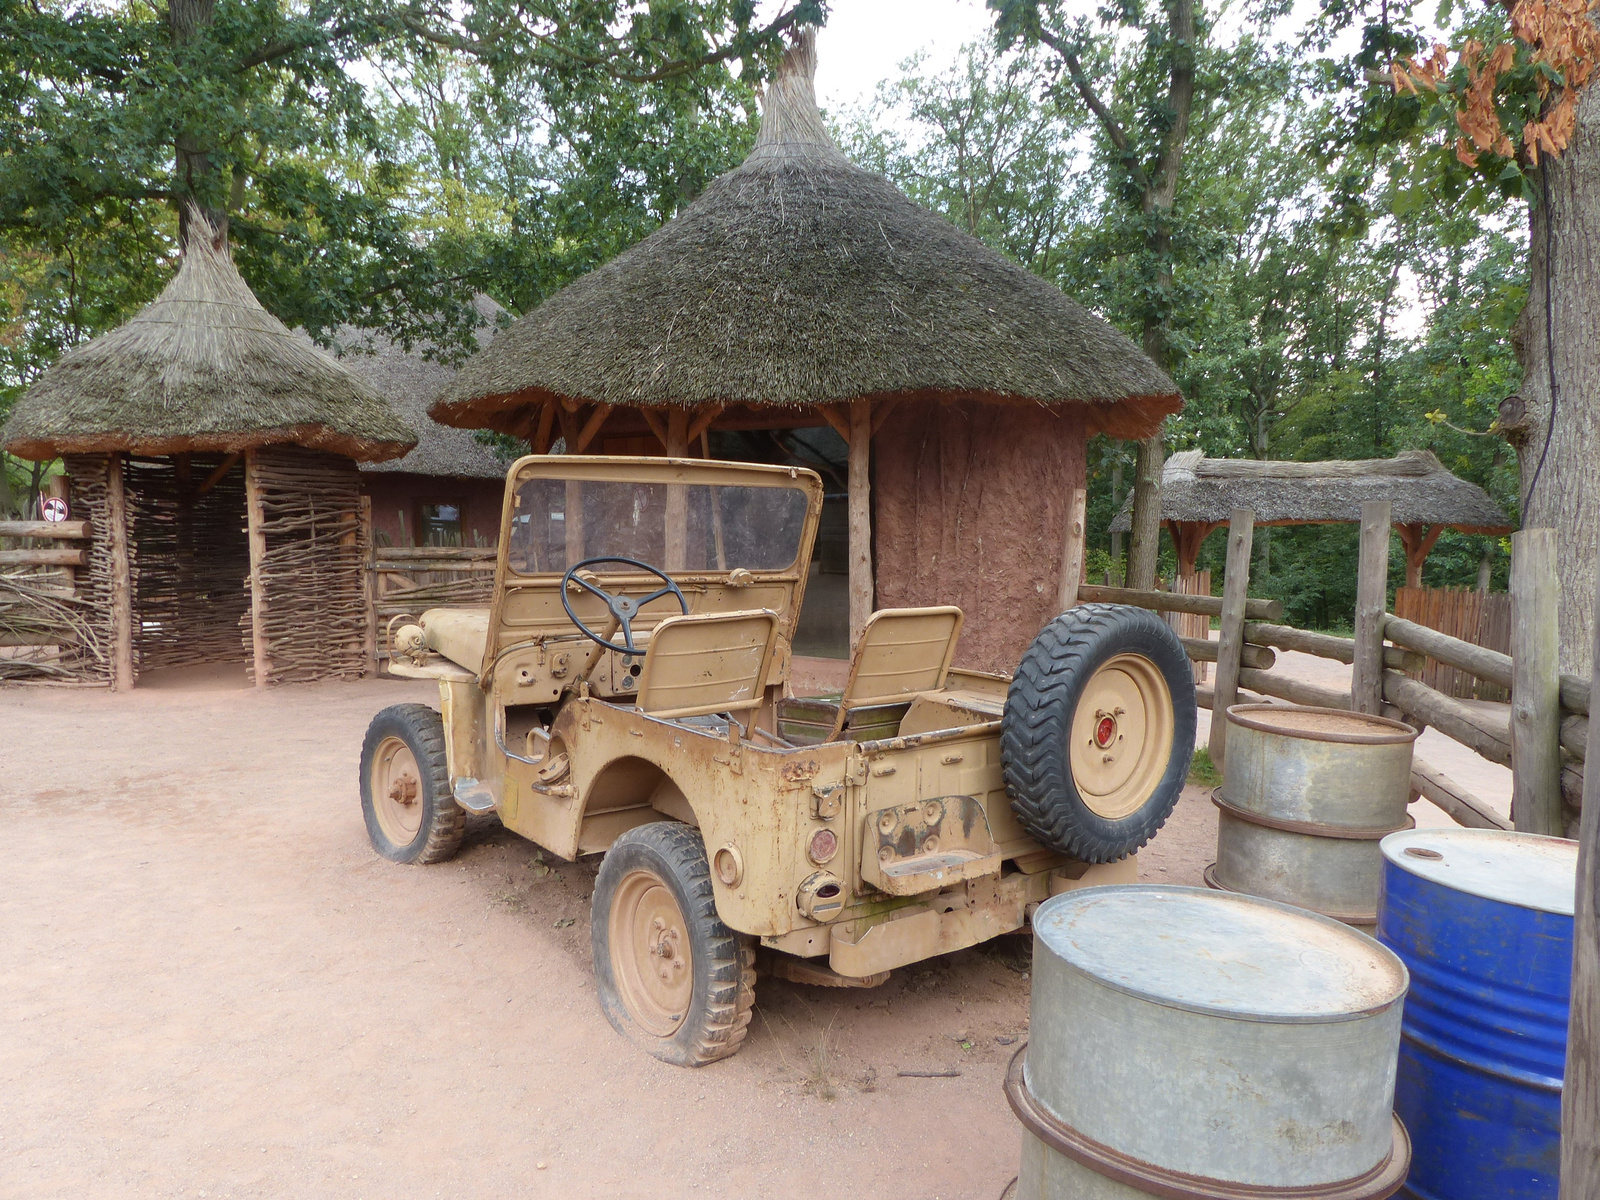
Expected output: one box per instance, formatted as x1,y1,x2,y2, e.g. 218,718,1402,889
1377,828,1577,1200
1009,885,1411,1200
1208,704,1419,925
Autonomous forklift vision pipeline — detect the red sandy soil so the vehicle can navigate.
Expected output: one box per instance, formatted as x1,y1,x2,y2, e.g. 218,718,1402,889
0,669,1218,1200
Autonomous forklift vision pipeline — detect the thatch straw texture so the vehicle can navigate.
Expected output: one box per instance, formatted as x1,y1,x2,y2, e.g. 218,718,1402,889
1,212,416,463
1108,450,1512,533
430,31,1180,439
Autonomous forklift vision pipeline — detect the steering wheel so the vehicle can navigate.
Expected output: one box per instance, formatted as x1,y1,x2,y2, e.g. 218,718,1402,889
561,556,689,655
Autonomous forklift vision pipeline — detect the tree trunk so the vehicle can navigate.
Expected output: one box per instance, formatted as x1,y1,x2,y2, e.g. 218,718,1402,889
168,0,225,238
1516,84,1600,678
1126,434,1164,589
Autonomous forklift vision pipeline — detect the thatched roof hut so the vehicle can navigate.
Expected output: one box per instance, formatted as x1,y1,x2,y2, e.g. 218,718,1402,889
0,211,416,690
1108,450,1513,584
429,30,1180,671
2,216,415,463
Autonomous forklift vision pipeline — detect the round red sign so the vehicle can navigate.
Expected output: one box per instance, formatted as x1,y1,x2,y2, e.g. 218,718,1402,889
41,496,69,523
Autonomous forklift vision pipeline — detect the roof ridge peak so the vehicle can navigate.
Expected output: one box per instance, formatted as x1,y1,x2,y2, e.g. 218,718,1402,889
746,27,849,166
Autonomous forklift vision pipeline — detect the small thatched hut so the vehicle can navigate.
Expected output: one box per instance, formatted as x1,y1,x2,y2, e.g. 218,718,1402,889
0,211,415,689
319,296,511,548
1108,450,1513,585
429,30,1179,673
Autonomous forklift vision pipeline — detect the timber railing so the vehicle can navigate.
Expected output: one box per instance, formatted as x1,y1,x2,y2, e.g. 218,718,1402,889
0,517,105,684
367,544,497,670
1092,502,1581,839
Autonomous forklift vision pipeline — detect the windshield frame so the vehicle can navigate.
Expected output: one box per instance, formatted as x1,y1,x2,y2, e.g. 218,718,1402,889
495,455,825,581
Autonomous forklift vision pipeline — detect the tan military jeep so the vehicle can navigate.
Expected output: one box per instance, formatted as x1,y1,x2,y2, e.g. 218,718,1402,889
361,455,1194,1066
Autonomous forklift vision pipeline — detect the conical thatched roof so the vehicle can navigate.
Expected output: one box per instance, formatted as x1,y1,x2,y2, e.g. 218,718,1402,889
1107,450,1513,533
1,211,416,463
430,31,1181,440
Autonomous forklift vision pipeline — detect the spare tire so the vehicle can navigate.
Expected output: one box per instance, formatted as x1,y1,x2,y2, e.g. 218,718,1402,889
1002,603,1196,862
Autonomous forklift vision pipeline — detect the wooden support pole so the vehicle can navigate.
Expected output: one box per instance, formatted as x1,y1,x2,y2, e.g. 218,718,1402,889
106,452,134,691
1245,621,1423,671
0,547,87,566
1057,487,1087,612
244,449,270,688
1410,758,1512,831
664,409,689,572
195,452,241,498
1511,528,1564,836
1395,522,1443,590
359,494,376,676
847,399,873,651
1352,500,1391,715
532,402,556,454
1209,508,1255,769
1562,542,1600,1199
1182,637,1274,670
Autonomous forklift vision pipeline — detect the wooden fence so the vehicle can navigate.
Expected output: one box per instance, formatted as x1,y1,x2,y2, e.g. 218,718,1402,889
1394,585,1510,702
0,517,105,684
1083,502,1585,841
368,544,496,669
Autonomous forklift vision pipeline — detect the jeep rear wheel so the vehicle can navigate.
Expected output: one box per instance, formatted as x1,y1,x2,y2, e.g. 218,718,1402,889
592,822,756,1066
359,704,464,864
1002,604,1195,862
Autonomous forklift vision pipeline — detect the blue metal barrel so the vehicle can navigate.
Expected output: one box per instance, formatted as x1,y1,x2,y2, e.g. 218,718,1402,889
1377,828,1577,1200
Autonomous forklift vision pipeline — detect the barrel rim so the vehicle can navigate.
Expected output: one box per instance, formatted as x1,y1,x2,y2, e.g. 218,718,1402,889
1203,862,1380,926
1212,788,1416,840
1226,703,1420,745
1380,827,1578,916
1035,884,1409,1023
1005,1045,1413,1200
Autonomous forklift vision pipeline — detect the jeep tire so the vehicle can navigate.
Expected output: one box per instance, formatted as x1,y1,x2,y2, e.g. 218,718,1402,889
592,822,756,1067
1002,604,1196,862
360,703,465,864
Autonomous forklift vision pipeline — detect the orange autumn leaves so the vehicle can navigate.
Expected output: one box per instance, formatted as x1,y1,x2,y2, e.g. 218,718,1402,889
1391,0,1600,167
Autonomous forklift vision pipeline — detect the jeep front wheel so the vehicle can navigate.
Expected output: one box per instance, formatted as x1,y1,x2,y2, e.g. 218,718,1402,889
591,822,756,1067
359,704,464,864
1002,604,1195,863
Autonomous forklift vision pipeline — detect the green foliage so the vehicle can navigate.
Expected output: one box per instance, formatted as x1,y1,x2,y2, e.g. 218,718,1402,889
1188,745,1222,788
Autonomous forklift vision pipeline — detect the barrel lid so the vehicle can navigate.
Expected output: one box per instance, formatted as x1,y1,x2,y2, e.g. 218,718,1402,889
1381,828,1577,916
1033,885,1408,1023
1227,703,1419,745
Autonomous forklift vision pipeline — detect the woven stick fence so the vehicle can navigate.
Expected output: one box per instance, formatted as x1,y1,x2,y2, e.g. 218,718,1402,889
246,448,369,685
0,573,108,683
127,454,251,671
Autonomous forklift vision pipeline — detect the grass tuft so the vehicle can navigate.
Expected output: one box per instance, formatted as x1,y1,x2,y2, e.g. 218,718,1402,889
1188,746,1222,788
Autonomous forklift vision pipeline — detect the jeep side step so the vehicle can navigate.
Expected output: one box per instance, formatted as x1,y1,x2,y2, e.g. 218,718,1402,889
451,777,498,815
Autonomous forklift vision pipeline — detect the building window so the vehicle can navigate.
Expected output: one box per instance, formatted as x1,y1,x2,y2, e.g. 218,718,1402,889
420,502,463,547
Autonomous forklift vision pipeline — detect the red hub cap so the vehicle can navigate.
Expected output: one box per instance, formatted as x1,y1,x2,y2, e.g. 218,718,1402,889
1094,715,1117,749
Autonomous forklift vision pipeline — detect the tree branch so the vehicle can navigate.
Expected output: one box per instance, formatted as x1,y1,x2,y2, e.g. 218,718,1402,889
1151,0,1197,211
1037,27,1149,192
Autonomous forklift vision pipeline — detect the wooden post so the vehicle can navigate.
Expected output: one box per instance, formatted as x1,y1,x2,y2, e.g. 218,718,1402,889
359,494,376,676
1395,522,1443,590
1057,487,1087,612
1511,528,1563,835
1562,557,1600,1199
664,408,689,572
105,452,134,691
244,449,270,688
1352,500,1391,715
847,399,873,650
1208,508,1254,769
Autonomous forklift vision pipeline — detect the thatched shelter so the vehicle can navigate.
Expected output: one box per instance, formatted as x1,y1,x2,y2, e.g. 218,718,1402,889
320,296,511,548
0,211,416,689
1108,450,1513,586
429,30,1179,672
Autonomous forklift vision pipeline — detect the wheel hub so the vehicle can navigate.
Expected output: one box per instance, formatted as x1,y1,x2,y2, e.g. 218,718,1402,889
388,773,419,805
609,872,694,1036
1071,655,1175,820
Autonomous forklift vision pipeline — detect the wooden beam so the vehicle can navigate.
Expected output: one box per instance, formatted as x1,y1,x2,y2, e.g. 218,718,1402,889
574,403,613,453
194,452,241,498
1182,636,1274,670
1237,667,1351,710
848,399,873,650
244,449,271,688
0,519,91,539
106,453,134,691
359,494,376,676
1383,614,1513,689
1209,508,1255,768
532,401,556,454
1562,563,1600,1200
870,399,901,437
1395,522,1443,590
1511,528,1564,835
639,407,669,450
818,404,852,445
1352,500,1391,715
1057,487,1086,612
1410,757,1511,830
1076,584,1283,622
1243,621,1422,671
685,405,724,447
0,547,86,566
1383,670,1510,766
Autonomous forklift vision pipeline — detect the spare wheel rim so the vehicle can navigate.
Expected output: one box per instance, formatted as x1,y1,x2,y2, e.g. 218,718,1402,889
1070,653,1175,820
609,868,693,1037
373,735,425,843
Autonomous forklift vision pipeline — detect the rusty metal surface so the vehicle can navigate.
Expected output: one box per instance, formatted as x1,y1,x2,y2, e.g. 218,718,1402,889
1226,703,1419,746
1211,789,1413,841
1006,1047,1412,1200
1023,886,1406,1195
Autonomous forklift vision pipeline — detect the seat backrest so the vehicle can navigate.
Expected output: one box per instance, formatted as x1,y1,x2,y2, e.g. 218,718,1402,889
840,606,965,711
633,609,781,719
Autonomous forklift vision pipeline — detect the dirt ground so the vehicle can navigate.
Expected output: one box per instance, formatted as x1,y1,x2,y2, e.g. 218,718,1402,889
0,671,1220,1200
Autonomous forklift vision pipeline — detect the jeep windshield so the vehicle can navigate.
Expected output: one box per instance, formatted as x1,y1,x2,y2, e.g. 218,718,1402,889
505,461,816,577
